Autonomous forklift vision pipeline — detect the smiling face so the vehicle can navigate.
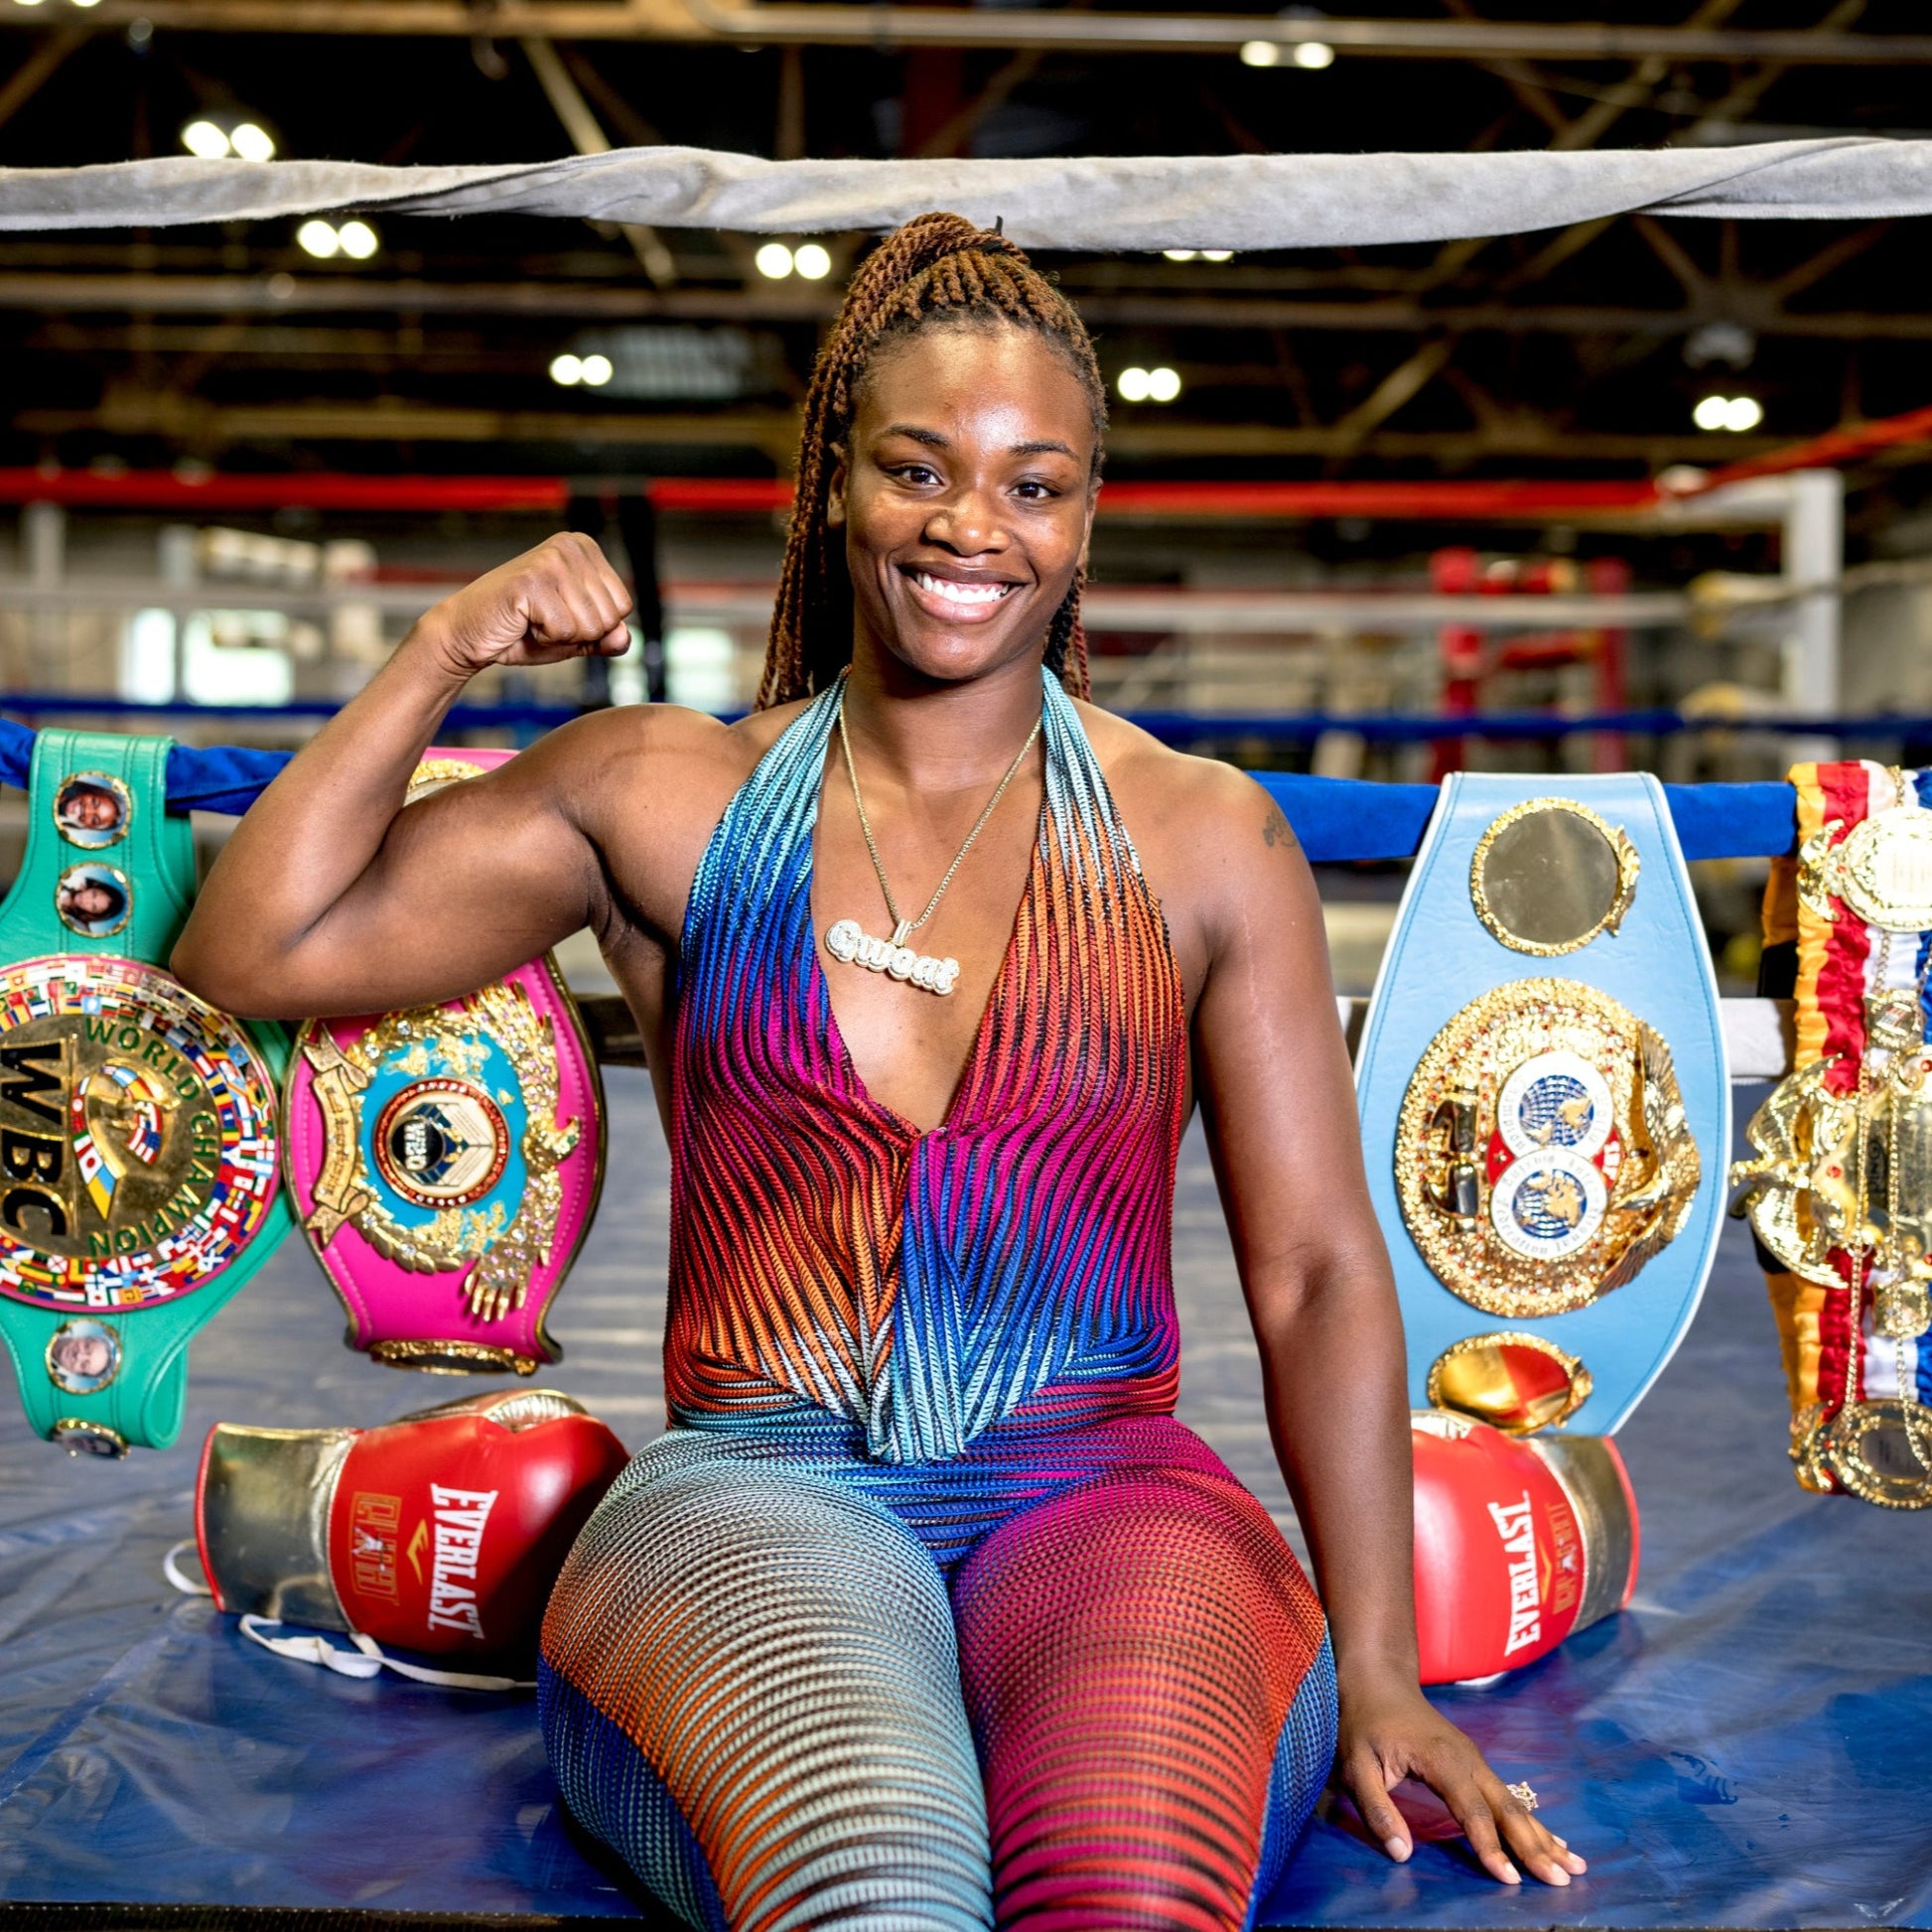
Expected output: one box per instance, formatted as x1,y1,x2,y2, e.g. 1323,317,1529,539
828,321,1100,689
64,787,121,832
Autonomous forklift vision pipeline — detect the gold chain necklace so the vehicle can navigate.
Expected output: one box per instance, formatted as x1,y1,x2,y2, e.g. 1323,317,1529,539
824,701,1042,999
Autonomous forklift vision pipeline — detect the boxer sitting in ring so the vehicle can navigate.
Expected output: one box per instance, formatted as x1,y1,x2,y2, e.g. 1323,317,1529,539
176,211,1582,1930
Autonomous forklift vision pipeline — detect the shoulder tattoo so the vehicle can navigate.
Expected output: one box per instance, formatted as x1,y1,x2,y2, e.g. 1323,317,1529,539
1262,804,1298,852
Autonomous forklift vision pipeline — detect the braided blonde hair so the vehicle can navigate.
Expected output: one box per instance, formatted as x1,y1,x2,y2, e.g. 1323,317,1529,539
759,211,1106,710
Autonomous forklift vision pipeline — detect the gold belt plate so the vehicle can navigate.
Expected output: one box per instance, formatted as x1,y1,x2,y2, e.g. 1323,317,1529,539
1730,1057,1932,1288
1396,979,1701,1318
0,956,281,1311
1799,803,1932,933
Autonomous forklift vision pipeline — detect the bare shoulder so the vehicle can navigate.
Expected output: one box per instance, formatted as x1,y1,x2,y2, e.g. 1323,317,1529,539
505,699,801,831
1075,701,1298,861
427,700,808,940
1074,702,1316,993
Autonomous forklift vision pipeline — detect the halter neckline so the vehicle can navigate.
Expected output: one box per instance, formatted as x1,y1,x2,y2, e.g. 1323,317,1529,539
807,671,1048,1141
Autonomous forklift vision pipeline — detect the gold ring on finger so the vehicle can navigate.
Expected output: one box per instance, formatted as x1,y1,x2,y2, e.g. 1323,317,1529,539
1505,1781,1539,1812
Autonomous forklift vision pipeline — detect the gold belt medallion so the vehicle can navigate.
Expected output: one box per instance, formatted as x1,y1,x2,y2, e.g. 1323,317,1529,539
0,956,280,1311
1397,979,1701,1317
297,979,581,1322
1798,802,1932,933
1729,1055,1932,1288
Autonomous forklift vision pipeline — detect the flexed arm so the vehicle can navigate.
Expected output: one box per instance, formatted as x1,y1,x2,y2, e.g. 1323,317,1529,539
172,533,634,1020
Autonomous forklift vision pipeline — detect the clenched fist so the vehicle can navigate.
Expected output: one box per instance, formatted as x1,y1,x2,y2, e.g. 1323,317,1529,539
416,531,634,677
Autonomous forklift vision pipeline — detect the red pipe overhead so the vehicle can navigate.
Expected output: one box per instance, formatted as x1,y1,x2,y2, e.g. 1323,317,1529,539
0,468,1658,520
1697,403,1932,491
5,405,1929,521
1093,480,1658,517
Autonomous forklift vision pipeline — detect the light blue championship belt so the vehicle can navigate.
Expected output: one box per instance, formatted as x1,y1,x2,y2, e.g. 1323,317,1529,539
1355,775,1729,1435
0,732,291,1455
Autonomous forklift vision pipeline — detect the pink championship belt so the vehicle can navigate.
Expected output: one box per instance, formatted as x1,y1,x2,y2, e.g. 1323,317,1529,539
282,752,606,1374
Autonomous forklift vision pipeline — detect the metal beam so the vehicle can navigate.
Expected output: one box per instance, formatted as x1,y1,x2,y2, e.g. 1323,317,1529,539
0,28,91,133
520,35,677,285
14,393,803,456
2,2,1930,61
4,270,1931,343
9,392,1785,464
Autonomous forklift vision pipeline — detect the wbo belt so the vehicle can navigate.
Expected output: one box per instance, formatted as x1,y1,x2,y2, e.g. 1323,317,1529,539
0,730,291,1456
282,751,606,1375
1355,774,1729,1438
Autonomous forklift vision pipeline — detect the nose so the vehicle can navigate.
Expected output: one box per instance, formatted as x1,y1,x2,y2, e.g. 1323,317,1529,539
923,481,1010,557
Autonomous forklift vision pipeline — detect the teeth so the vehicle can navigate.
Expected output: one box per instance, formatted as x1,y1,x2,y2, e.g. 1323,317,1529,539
914,571,1012,605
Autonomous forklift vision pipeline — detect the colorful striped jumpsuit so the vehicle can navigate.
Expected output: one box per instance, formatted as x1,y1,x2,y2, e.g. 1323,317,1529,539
539,671,1337,1931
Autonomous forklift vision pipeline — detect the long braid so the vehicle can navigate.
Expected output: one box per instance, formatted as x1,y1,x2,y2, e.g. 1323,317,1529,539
759,211,1105,710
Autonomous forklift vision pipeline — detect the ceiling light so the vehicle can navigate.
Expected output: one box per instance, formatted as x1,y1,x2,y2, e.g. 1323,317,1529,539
181,119,229,160
335,218,378,260
791,241,831,280
1201,249,1233,262
755,241,794,279
1117,367,1152,403
1164,248,1197,262
1239,39,1280,66
578,352,615,387
550,353,585,386
296,218,341,259
1293,39,1335,68
1147,365,1182,403
1694,393,1762,433
71,0,103,9
229,120,276,162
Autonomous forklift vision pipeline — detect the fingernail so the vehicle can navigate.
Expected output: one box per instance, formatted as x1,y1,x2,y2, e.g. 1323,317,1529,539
1501,1862,1521,1884
1383,1835,1412,1863
1545,1864,1571,1887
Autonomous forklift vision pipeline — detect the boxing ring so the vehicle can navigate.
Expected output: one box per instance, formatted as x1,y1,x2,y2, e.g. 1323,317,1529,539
1,1070,1927,1930
3,135,1932,1930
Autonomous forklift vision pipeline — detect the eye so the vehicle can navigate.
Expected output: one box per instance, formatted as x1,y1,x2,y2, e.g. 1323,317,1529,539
1012,480,1061,502
891,463,941,486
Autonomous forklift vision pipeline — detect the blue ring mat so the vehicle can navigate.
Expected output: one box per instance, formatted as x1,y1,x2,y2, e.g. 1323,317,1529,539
0,1069,1926,1927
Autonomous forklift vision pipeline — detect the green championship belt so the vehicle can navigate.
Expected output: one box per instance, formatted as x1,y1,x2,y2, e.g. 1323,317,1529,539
0,732,291,1455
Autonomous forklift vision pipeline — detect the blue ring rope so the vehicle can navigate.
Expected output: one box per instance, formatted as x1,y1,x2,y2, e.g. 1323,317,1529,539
0,704,1801,864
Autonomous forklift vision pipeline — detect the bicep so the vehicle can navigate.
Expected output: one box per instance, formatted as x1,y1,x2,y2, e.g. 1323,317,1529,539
226,749,604,1019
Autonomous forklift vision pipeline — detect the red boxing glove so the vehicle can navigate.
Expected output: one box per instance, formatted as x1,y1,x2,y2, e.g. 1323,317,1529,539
1411,1409,1639,1686
196,1389,627,1660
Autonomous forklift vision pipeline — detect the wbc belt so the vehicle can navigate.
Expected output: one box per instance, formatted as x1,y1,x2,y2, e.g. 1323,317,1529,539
1355,774,1728,1436
0,732,290,1455
1733,759,1932,1506
282,751,605,1376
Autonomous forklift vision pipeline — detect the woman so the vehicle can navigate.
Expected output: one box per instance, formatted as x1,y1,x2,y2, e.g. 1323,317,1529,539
177,213,1582,1930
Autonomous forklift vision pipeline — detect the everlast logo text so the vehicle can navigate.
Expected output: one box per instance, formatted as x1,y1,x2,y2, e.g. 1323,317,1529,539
1486,1493,1543,1656
417,1484,499,1640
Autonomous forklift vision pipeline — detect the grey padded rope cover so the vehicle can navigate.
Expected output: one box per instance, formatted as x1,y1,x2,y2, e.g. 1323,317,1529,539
3,138,1931,248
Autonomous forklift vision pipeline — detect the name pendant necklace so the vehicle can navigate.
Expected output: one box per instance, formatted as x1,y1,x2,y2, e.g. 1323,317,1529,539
825,700,1042,999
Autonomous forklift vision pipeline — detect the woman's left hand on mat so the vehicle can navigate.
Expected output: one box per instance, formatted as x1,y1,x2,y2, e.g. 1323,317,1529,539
1334,1679,1587,1886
